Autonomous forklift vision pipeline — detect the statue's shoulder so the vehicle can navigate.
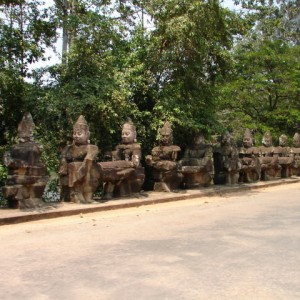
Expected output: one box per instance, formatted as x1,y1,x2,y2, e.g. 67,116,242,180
152,146,160,152
170,145,181,152
131,143,141,150
251,147,259,155
87,144,98,150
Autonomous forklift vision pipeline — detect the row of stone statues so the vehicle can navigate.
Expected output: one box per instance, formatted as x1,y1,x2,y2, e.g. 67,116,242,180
2,113,300,209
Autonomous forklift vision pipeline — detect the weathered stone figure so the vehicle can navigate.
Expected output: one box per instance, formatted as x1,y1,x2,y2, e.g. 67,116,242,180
258,131,280,180
3,113,48,209
291,132,300,176
59,115,100,203
99,119,144,199
238,129,261,183
179,133,214,188
214,131,241,185
276,134,293,178
146,121,182,191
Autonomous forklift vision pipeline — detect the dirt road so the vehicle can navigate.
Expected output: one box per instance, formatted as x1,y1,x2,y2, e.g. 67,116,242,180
1,183,300,299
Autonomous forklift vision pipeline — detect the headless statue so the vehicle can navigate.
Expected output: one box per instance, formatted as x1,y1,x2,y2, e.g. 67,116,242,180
179,133,214,188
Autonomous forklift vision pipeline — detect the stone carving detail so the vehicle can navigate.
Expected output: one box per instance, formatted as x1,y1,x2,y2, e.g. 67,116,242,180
59,115,100,203
179,133,213,188
214,132,241,185
258,131,280,180
3,113,48,209
291,132,300,176
146,121,182,191
238,129,261,183
275,134,293,178
99,119,145,199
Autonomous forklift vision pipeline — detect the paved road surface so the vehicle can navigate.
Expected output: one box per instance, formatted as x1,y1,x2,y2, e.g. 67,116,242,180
1,183,300,300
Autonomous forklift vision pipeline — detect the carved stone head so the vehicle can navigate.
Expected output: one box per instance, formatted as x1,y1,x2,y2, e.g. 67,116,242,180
17,112,35,143
159,121,173,146
193,132,205,146
293,133,300,148
121,118,137,144
243,128,253,148
73,115,90,146
262,131,272,147
221,131,233,146
279,134,288,147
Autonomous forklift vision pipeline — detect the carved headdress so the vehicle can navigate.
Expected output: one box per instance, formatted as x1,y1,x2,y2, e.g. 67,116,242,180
160,121,172,135
73,115,89,131
244,128,253,139
17,112,35,142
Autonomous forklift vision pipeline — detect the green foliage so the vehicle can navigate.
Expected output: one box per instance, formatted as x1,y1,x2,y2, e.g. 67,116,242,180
217,0,300,139
2,0,298,179
0,0,57,145
42,174,60,203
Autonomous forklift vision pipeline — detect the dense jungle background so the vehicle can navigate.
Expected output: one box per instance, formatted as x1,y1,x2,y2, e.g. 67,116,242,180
0,0,299,188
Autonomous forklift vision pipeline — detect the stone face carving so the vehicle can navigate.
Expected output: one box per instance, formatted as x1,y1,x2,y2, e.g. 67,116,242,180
291,132,300,176
179,133,213,188
214,131,241,185
2,113,48,209
258,131,280,180
238,129,261,183
99,119,145,199
59,115,100,203
276,134,293,178
146,121,182,191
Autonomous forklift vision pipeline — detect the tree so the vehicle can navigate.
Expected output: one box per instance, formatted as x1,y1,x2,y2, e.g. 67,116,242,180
0,0,56,145
217,0,300,140
128,0,244,144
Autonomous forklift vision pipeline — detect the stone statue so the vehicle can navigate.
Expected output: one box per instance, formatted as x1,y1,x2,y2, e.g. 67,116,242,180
59,115,100,203
2,113,48,209
146,121,182,191
275,134,293,178
258,131,280,180
291,132,300,176
99,119,145,199
179,133,214,188
238,129,261,183
214,131,241,185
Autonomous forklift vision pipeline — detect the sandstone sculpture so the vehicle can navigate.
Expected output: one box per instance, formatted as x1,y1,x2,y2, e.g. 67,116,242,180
258,131,280,180
2,113,48,209
214,131,241,185
238,129,261,183
146,121,182,191
291,132,300,176
99,119,145,199
59,115,100,203
276,134,293,178
179,133,213,188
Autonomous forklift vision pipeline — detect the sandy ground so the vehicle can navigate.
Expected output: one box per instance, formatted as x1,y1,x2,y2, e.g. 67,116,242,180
0,183,300,299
